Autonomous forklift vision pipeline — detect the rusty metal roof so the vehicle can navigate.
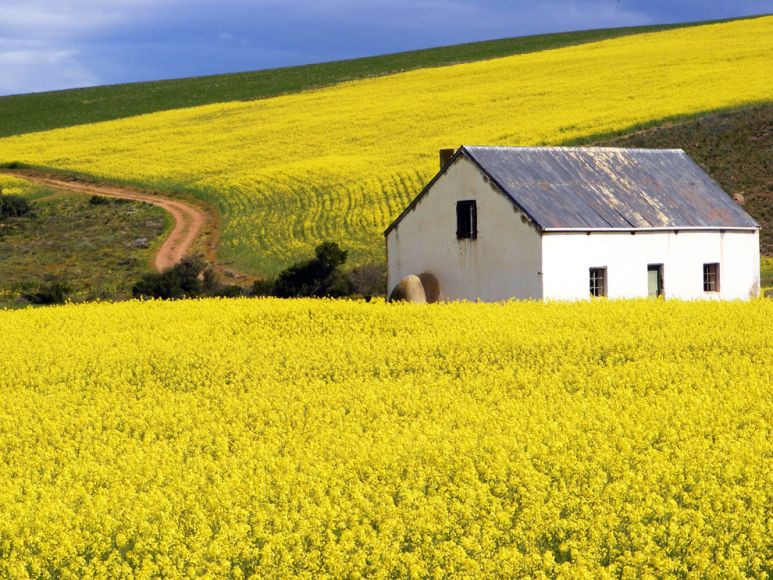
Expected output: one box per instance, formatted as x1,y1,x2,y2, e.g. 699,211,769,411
461,146,759,230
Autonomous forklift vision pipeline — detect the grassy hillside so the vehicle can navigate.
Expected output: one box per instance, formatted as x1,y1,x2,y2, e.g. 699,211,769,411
762,257,773,288
0,20,735,139
0,178,167,306
598,104,772,254
0,17,770,276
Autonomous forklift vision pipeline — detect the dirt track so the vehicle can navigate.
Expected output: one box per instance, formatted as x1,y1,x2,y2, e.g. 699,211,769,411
5,173,208,272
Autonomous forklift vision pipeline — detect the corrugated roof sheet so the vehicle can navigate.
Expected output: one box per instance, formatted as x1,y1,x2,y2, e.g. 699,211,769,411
462,146,758,230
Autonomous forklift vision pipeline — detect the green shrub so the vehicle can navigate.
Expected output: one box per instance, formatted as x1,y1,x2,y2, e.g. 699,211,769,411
250,278,275,297
23,281,72,305
212,284,244,298
132,255,207,299
272,241,353,298
132,256,250,300
88,195,127,206
0,194,32,218
88,195,110,206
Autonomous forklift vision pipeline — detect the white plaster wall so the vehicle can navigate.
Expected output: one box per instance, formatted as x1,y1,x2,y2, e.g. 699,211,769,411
542,229,760,301
387,157,543,301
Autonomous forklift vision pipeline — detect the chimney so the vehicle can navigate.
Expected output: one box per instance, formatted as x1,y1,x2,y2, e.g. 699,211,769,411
439,148,455,170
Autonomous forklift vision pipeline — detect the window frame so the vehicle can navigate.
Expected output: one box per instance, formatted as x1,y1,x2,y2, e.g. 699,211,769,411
647,264,664,298
703,263,720,293
456,200,478,240
589,267,607,298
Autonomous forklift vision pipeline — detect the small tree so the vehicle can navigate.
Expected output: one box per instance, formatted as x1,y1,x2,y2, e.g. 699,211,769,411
314,241,347,269
272,241,353,298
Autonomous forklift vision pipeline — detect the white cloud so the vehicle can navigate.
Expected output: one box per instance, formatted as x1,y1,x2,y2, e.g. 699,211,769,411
0,1,167,37
0,0,175,94
0,48,72,66
0,50,99,94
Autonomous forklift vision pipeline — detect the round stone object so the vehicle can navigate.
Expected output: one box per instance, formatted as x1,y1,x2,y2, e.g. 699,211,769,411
389,275,427,303
419,272,440,303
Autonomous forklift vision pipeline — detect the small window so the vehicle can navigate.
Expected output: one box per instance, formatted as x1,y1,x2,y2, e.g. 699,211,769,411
703,263,720,292
589,267,607,297
647,264,664,298
456,200,477,239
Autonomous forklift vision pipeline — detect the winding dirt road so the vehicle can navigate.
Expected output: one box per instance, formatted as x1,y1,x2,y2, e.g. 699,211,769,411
3,172,210,272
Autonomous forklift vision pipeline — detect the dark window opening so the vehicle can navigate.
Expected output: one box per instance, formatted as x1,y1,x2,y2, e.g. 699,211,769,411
703,263,720,292
589,267,607,297
456,200,477,239
648,264,664,297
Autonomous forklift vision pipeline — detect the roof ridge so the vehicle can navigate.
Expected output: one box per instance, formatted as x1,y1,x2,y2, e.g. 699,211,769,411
462,145,686,153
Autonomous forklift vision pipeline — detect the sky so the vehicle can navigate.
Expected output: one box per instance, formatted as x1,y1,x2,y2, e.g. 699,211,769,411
0,0,769,96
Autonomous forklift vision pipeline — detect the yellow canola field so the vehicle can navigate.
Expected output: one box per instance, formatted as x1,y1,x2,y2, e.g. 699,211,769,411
0,298,771,576
0,18,771,274
0,175,35,197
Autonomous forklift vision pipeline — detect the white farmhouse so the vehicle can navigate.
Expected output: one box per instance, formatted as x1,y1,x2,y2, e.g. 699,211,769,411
385,146,760,302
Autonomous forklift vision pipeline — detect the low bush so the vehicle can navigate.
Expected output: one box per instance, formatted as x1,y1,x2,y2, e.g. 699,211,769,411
132,256,248,300
88,195,110,206
131,243,365,301
250,278,275,297
212,284,244,298
0,194,32,219
132,255,208,299
88,195,127,206
22,281,72,305
273,241,353,298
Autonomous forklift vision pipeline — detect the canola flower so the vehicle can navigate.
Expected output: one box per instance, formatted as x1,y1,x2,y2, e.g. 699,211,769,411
0,175,34,197
0,18,771,275
0,298,770,577
0,174,53,202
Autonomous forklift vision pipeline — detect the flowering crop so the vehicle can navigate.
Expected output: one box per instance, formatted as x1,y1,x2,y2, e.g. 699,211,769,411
0,18,770,275
0,175,54,202
0,298,770,576
0,175,34,197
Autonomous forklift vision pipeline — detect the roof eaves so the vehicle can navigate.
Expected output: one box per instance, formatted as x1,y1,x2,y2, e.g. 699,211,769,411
542,225,760,232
